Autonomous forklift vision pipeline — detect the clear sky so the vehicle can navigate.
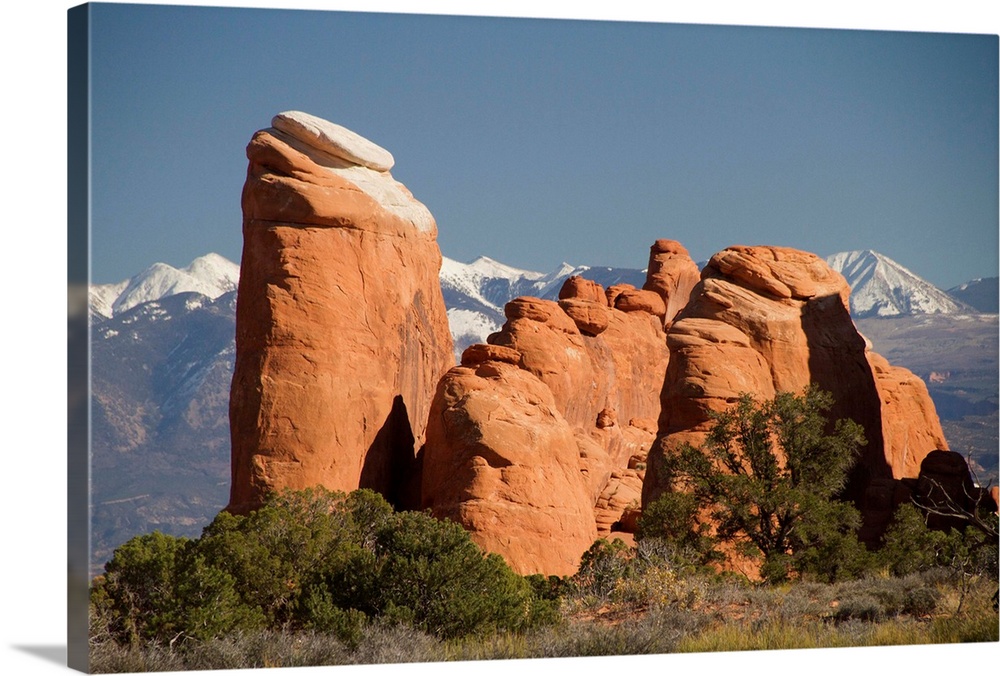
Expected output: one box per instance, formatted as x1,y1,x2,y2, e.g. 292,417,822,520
88,2,998,290
2,4,997,676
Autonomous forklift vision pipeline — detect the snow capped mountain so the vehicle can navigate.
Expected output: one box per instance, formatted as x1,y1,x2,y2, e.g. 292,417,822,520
93,251,648,356
90,288,237,574
826,250,974,318
89,279,129,320
440,256,543,316
90,253,240,320
439,255,647,356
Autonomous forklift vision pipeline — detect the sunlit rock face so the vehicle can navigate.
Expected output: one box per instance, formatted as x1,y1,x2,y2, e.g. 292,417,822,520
421,353,599,577
422,242,702,574
228,111,454,514
867,351,949,480
642,239,702,328
642,245,947,541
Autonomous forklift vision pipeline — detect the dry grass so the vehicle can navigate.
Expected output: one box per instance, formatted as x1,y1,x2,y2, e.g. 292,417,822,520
89,569,998,672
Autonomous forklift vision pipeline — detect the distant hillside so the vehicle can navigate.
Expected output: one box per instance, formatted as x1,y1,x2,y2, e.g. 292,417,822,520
948,277,999,314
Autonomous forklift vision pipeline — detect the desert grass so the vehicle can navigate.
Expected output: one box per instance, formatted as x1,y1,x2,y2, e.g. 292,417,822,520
89,569,998,672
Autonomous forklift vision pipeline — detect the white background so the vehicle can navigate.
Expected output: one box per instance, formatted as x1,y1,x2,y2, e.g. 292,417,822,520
2,1,997,674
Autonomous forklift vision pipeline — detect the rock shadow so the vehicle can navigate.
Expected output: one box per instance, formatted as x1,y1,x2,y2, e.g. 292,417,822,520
800,293,892,541
359,395,421,511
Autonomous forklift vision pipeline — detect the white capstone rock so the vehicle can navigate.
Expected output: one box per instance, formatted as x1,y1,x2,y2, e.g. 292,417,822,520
272,110,395,172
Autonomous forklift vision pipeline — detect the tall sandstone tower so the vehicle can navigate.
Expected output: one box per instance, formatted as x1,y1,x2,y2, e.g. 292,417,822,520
228,111,454,514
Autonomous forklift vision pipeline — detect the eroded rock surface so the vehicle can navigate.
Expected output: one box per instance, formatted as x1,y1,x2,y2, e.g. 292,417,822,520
642,239,702,327
228,112,454,514
423,247,700,571
643,246,947,541
421,359,598,576
867,351,949,479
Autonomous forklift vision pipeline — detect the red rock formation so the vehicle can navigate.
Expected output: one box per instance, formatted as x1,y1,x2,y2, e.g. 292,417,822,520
642,246,946,540
558,298,611,336
421,355,598,576
228,111,454,514
867,351,949,479
490,291,668,454
606,283,634,308
424,250,697,571
461,343,522,367
654,316,776,456
642,239,702,326
559,275,608,305
594,469,644,534
613,287,667,319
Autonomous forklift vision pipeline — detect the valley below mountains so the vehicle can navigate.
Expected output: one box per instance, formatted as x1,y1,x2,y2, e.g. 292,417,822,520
88,247,998,574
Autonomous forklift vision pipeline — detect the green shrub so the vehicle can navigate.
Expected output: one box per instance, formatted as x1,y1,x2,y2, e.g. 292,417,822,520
571,538,637,600
833,593,886,623
651,388,869,584
100,530,189,644
95,487,556,646
879,503,952,575
903,586,939,616
301,587,368,646
636,492,721,572
172,553,266,640
790,499,876,582
370,509,542,637
568,537,707,610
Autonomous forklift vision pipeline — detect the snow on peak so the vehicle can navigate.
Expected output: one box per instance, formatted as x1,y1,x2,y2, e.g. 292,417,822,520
184,253,241,287
441,256,538,316
89,279,129,321
553,262,582,278
439,252,648,357
466,255,545,281
92,253,241,319
826,250,970,318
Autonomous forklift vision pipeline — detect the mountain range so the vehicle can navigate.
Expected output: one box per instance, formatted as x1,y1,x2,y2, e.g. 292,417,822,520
86,249,998,574
90,253,240,321
825,249,982,317
441,256,647,358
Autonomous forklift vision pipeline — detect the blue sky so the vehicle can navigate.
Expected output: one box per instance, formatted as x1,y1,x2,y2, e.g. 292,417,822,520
88,2,998,289
1,4,996,676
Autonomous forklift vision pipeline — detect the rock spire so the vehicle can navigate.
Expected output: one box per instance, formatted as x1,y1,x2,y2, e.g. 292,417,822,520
228,112,454,514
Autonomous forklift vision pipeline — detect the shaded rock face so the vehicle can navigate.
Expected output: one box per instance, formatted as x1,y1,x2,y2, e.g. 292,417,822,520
643,246,945,538
912,450,994,529
865,450,1000,541
423,246,701,573
421,356,598,576
228,112,454,514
